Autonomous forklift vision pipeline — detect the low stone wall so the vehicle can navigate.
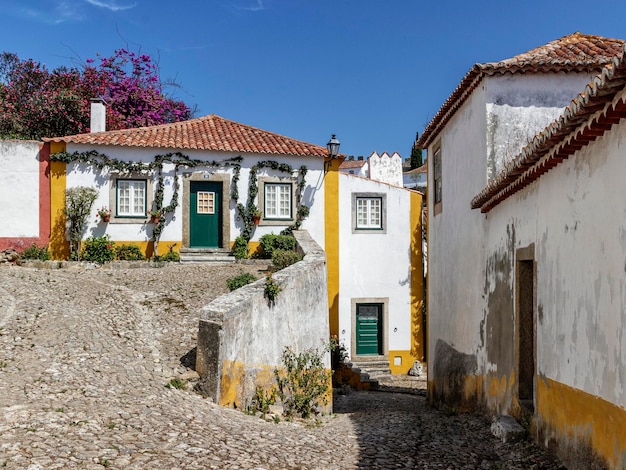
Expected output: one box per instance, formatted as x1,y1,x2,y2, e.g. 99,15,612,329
196,230,330,411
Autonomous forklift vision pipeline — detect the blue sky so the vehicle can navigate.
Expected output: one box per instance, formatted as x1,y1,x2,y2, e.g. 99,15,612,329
1,1,626,158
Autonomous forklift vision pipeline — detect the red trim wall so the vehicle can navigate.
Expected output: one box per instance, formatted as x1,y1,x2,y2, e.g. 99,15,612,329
0,142,51,252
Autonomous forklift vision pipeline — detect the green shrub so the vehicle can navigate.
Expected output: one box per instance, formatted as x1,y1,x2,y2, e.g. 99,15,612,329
258,234,296,259
115,244,145,261
227,272,256,291
274,345,331,419
20,244,49,261
81,236,115,264
162,251,180,262
232,236,249,259
271,249,302,270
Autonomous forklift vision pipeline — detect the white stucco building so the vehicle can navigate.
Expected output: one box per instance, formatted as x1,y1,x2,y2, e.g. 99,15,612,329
417,33,626,469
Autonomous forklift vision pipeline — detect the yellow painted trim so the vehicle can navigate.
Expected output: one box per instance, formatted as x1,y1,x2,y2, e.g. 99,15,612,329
388,350,418,375
409,191,425,362
49,143,69,260
219,360,333,413
324,159,341,337
537,377,626,468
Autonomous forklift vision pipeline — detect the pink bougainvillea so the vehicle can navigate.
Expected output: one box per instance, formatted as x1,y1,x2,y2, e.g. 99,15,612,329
0,49,191,140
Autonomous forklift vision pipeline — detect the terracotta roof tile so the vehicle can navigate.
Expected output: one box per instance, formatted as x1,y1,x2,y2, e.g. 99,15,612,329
340,159,367,169
417,33,624,149
44,114,328,158
471,43,626,212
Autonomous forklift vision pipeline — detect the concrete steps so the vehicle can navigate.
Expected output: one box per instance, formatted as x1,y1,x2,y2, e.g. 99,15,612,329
179,248,235,264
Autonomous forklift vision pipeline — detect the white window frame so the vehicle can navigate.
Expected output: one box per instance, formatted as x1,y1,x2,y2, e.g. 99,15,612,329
257,176,298,227
116,179,147,217
352,192,386,234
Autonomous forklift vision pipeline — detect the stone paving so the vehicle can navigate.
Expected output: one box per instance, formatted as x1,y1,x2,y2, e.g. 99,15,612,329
0,263,565,469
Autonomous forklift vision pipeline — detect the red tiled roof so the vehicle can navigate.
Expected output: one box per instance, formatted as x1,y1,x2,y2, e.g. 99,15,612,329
471,43,626,212
416,33,624,149
403,163,427,175
44,114,328,158
340,159,367,169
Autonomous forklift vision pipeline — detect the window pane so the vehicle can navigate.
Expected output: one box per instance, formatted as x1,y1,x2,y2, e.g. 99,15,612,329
265,185,277,217
264,183,292,219
356,197,382,229
117,180,146,216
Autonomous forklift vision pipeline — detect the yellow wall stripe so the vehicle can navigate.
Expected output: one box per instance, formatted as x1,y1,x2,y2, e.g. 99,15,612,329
324,159,341,337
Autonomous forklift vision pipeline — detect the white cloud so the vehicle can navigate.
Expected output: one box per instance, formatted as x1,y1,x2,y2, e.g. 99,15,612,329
238,0,265,12
84,0,137,12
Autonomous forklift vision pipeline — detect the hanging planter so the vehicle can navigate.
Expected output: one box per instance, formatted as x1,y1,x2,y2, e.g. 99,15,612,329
96,206,111,223
149,210,162,224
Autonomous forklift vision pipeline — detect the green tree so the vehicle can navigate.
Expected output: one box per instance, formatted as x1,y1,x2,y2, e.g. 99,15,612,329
410,131,423,169
64,186,98,260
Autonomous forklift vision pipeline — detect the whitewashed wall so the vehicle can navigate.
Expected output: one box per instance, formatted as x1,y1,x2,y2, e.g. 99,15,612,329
64,144,326,247
487,110,626,408
368,151,403,187
0,141,41,238
427,84,489,370
485,73,596,180
337,173,413,357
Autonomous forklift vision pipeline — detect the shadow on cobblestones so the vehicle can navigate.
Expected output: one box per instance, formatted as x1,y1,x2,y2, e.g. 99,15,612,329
333,389,566,469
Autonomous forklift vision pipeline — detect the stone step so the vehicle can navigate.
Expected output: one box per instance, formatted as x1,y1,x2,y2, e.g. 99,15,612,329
349,359,392,378
179,248,235,264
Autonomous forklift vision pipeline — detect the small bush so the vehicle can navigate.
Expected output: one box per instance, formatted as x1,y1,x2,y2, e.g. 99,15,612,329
258,234,296,259
271,249,302,270
20,244,49,261
274,344,331,419
162,251,180,262
81,236,115,264
232,236,249,259
115,244,145,261
226,272,256,291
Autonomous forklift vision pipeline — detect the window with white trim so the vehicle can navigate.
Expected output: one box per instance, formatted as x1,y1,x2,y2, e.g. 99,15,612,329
356,197,382,229
117,179,146,217
264,183,292,219
351,192,386,234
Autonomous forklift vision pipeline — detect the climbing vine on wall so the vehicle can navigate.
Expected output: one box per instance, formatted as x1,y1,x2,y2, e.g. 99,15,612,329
52,150,242,255
51,150,310,253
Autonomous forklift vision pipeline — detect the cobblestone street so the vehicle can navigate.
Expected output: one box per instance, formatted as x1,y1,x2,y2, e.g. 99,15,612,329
0,263,564,469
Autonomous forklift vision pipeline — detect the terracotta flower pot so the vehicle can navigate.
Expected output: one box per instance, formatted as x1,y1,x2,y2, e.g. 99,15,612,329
101,214,110,223
253,215,261,225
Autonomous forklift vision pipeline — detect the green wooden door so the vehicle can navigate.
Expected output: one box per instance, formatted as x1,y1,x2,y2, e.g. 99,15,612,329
190,181,222,248
356,303,382,355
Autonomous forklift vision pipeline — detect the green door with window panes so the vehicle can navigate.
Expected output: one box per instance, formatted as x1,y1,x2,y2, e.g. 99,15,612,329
356,303,383,355
190,181,222,248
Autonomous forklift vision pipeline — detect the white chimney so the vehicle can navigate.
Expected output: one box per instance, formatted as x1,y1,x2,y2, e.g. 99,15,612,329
90,98,106,133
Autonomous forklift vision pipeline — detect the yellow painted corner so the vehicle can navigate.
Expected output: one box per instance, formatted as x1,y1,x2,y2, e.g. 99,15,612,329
537,377,626,468
388,350,419,375
324,160,341,336
49,157,69,260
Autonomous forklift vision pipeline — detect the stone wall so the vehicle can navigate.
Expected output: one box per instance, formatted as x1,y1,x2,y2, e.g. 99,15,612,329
195,230,330,411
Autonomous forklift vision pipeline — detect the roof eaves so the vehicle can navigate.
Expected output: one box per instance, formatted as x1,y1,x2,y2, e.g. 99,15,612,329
471,45,626,213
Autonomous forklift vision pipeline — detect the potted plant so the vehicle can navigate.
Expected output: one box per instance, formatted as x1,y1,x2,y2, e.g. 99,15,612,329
149,209,162,223
96,206,112,223
251,207,262,225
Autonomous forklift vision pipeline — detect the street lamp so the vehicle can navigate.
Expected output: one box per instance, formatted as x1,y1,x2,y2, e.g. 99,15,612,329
325,134,340,172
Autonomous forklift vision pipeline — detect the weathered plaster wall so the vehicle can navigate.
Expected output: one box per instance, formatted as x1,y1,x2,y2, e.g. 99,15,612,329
427,84,489,407
0,141,43,242
368,151,403,187
61,144,326,250
485,73,596,180
337,173,423,372
484,100,626,467
196,230,330,410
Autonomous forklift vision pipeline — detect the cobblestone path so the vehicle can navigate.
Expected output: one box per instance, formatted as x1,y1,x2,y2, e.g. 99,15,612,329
0,264,564,469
